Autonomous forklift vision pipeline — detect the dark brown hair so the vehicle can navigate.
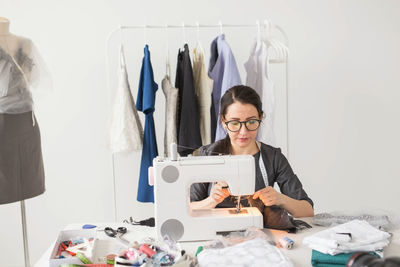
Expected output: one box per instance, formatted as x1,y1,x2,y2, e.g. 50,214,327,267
220,85,263,119
217,85,263,154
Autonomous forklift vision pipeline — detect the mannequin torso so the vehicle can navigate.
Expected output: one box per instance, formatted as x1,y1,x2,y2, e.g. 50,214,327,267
0,17,36,113
0,17,22,56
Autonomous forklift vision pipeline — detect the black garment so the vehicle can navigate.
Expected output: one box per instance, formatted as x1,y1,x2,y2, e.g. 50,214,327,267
175,44,202,156
190,140,314,209
209,40,219,143
210,100,216,143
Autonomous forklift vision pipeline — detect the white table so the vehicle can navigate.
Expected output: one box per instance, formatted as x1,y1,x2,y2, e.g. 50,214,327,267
35,218,400,267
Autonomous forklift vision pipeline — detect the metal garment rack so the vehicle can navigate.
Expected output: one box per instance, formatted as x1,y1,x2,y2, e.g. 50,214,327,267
106,22,289,222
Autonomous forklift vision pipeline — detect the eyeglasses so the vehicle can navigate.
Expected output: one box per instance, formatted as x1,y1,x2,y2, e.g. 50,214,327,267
224,119,261,132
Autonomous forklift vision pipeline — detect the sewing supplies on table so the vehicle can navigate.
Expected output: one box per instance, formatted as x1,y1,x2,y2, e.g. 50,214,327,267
55,237,95,259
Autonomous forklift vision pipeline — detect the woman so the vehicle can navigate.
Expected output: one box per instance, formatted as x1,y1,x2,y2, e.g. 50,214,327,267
190,85,314,218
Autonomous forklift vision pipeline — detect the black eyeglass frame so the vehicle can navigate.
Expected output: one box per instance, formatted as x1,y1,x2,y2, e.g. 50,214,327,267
224,119,262,132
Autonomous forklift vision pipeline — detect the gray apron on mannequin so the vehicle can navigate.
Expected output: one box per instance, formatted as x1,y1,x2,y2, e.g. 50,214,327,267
0,112,45,204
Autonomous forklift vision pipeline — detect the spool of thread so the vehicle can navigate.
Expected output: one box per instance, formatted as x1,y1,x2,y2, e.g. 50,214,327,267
106,254,116,265
140,244,156,257
278,237,294,249
171,143,178,161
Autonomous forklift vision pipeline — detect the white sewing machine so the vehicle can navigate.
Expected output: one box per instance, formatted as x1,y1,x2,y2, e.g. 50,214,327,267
153,146,263,242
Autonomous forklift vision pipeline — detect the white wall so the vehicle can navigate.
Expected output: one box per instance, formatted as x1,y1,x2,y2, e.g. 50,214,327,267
1,0,400,266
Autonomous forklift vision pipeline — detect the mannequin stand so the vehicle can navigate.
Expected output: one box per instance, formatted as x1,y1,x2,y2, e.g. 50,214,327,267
20,200,30,267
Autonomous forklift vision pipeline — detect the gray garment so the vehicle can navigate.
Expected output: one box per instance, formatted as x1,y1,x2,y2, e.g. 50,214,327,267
161,75,178,157
190,140,313,208
0,41,34,114
313,213,390,229
0,111,45,204
208,35,242,142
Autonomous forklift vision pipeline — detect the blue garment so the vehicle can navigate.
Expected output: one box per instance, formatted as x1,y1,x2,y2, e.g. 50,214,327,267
136,45,158,203
208,34,242,142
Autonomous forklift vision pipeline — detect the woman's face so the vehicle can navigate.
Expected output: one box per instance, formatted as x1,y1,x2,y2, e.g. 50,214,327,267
221,102,261,149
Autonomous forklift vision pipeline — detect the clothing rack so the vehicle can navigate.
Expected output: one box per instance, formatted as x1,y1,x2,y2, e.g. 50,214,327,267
106,21,289,222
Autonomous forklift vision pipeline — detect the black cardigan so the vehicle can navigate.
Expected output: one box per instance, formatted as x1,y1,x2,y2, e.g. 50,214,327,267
190,141,314,209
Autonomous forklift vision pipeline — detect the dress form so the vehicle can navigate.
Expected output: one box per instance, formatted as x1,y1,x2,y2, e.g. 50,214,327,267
0,16,32,267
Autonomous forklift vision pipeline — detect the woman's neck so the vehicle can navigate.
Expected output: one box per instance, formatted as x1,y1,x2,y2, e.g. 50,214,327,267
0,18,10,35
231,141,259,155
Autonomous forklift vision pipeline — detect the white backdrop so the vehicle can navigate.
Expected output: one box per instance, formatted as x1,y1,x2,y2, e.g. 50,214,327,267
1,0,400,266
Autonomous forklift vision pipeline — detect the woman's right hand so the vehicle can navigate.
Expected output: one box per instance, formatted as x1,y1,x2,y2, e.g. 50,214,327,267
209,181,231,205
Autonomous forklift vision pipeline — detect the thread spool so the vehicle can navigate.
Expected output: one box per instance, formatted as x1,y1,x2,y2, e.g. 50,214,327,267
140,244,156,257
106,254,116,265
278,237,294,249
170,143,178,161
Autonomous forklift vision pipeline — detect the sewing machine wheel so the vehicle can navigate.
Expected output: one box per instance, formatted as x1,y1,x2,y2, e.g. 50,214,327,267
160,218,184,241
161,165,180,183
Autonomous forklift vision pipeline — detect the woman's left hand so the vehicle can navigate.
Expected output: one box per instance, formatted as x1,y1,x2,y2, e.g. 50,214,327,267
252,186,285,206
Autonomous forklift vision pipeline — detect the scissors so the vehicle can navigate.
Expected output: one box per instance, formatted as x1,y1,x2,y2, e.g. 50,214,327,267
104,226,127,238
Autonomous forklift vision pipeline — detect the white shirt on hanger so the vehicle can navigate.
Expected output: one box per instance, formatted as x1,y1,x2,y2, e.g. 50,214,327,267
244,38,275,146
193,46,213,146
110,45,143,153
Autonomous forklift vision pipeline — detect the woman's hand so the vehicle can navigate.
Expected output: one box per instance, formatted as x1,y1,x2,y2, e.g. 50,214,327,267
209,182,231,205
253,186,285,207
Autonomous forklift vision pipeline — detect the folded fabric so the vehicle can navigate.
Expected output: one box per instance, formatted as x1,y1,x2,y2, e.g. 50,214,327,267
311,250,380,267
306,240,389,256
197,238,294,267
303,220,391,255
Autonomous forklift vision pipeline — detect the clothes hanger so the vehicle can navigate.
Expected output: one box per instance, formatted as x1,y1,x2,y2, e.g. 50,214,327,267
255,20,262,51
181,22,187,50
263,20,280,60
143,24,148,46
268,20,288,63
118,26,126,65
165,24,171,77
218,20,224,35
263,20,288,63
195,21,205,56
